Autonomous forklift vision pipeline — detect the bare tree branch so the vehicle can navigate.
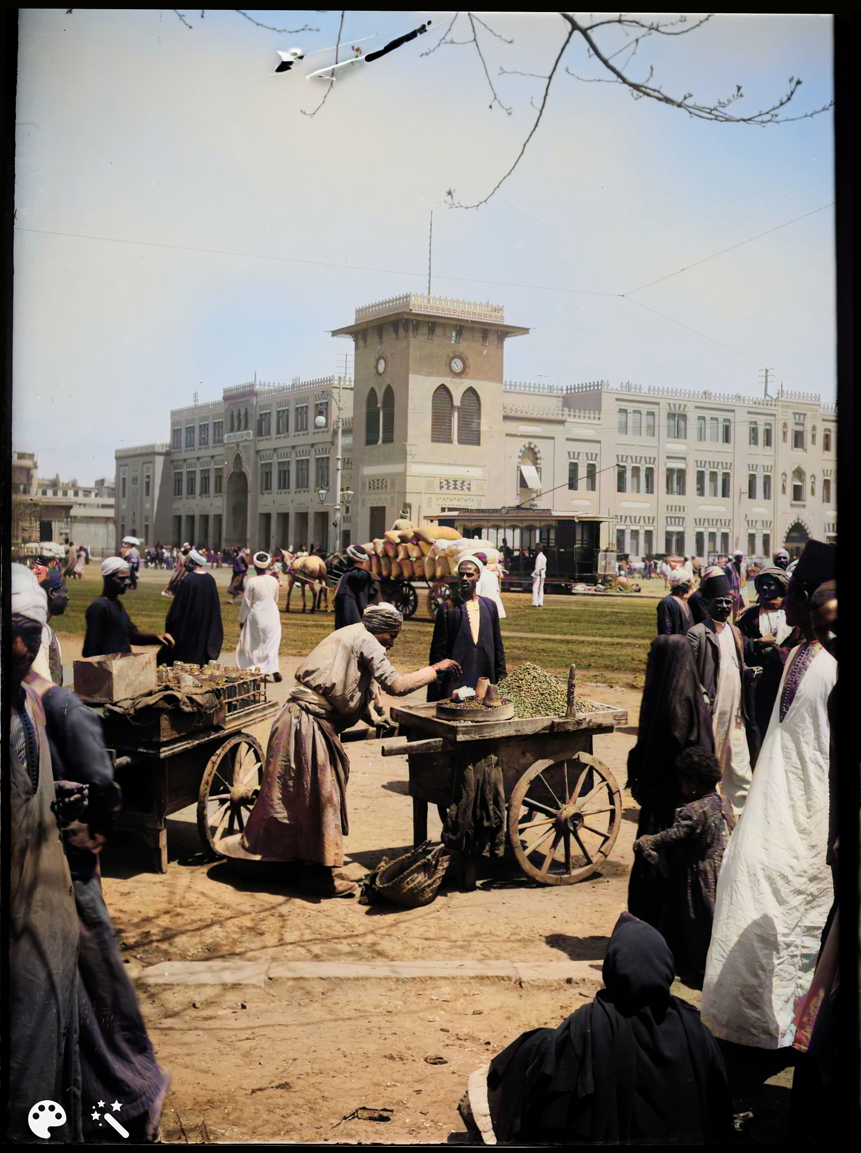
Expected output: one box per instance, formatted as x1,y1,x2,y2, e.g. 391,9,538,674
466,13,512,113
173,9,193,29
301,10,344,119
233,10,317,35
420,13,461,57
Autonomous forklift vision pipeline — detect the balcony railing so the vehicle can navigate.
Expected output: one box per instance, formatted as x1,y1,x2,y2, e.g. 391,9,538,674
355,293,504,324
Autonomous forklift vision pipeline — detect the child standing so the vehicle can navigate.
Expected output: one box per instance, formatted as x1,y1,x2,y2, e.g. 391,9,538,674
633,748,735,989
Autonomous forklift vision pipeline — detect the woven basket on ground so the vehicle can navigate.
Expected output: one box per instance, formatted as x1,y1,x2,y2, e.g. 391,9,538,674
358,841,451,908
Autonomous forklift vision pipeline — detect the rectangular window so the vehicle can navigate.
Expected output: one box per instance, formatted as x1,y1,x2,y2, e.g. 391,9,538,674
665,531,685,555
748,474,757,500
172,427,181,450
632,410,642,436
617,466,627,493
823,429,831,452
144,471,151,497
186,471,196,497
630,528,640,555
295,458,309,489
763,423,772,447
277,461,290,490
793,478,804,502
585,462,597,491
276,408,288,435
200,468,210,495
199,422,209,447
644,529,653,555
749,423,758,446
823,478,832,503
315,457,330,489
793,428,805,449
667,413,687,440
708,471,718,498
721,472,731,499
763,474,772,499
295,405,308,432
618,408,628,435
173,471,183,497
697,416,706,441
428,322,436,340
452,325,463,344
708,531,717,555
315,401,329,429
748,532,756,555
130,475,138,489
645,411,655,437
631,465,641,493
644,466,654,494
722,418,732,444
213,420,223,445
214,469,223,495
616,528,626,554
481,329,489,346
567,461,579,490
369,506,387,538
709,417,719,442
121,475,127,498
720,531,729,555
763,532,771,555
260,463,272,493
695,531,705,557
185,425,194,448
258,411,272,437
696,470,705,497
666,468,686,495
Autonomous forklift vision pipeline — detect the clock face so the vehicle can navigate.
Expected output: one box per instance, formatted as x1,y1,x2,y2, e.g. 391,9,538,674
376,357,386,375
450,356,465,376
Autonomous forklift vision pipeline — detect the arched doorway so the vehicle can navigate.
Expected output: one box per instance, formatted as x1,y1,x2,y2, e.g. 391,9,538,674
784,520,809,558
225,454,248,547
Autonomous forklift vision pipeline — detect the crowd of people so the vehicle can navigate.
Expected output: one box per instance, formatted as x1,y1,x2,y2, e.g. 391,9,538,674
8,534,843,1143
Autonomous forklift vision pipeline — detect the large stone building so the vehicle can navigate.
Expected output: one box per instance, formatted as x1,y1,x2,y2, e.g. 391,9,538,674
137,293,837,561
114,444,174,550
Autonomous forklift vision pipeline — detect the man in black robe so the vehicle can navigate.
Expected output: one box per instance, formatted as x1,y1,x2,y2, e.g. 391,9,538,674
161,549,224,666
83,557,173,658
333,544,378,630
427,556,506,701
656,570,695,634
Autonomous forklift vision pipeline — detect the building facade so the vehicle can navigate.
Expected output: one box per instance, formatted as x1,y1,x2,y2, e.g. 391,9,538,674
134,293,837,561
114,444,173,550
13,453,117,555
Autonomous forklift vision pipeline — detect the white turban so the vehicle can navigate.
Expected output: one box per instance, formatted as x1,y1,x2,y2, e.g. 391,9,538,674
11,564,48,626
457,555,485,576
187,549,208,566
668,570,691,587
101,556,130,577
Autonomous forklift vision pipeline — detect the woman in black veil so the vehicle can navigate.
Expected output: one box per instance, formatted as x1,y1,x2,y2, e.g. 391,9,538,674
626,634,715,926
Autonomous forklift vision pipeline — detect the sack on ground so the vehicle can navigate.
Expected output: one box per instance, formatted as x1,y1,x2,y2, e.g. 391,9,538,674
358,841,451,908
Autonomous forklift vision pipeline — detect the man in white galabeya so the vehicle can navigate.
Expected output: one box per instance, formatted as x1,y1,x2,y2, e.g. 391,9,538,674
531,544,547,607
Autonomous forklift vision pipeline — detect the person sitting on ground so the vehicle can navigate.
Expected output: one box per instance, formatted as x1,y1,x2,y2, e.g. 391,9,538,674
82,558,174,659
427,556,506,701
656,570,694,635
458,912,732,1145
633,748,735,990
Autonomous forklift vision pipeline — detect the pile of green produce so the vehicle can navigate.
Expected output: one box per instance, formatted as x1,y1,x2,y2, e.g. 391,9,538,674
498,662,607,719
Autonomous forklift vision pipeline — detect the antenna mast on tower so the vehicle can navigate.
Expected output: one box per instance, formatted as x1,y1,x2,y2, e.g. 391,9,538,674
759,367,773,398
428,212,433,297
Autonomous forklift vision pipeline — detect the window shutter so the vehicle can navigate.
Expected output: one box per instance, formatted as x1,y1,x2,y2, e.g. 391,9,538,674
458,388,481,445
431,385,453,443
381,386,395,443
365,389,380,445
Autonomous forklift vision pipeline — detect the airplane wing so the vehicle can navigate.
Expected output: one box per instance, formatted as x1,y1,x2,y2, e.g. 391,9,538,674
306,57,367,81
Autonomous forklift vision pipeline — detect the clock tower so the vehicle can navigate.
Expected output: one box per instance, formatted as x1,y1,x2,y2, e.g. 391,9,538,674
332,293,529,540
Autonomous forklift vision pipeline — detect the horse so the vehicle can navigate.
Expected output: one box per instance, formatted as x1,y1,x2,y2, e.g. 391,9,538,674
282,551,331,613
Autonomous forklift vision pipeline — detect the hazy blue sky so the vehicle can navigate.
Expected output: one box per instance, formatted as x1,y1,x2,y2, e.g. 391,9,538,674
14,10,835,480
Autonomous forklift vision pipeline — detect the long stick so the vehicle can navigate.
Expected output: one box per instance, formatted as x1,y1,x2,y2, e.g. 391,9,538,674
428,212,433,296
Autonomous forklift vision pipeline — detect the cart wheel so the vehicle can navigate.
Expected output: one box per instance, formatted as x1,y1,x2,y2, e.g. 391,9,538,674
197,733,264,857
391,581,419,619
508,753,621,885
427,582,451,619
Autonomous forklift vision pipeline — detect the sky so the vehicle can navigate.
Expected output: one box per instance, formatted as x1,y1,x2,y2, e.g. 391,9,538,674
13,10,835,481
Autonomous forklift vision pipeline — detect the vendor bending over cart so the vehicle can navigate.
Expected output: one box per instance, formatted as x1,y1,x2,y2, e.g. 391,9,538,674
232,604,460,898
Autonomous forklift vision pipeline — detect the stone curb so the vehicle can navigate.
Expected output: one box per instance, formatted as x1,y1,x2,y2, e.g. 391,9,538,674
131,958,604,986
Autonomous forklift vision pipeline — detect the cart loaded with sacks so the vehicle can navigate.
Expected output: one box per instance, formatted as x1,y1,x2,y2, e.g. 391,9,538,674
382,663,627,889
75,651,277,873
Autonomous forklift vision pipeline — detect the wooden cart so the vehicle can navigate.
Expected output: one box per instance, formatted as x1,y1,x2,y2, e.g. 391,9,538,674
384,693,627,890
92,682,278,874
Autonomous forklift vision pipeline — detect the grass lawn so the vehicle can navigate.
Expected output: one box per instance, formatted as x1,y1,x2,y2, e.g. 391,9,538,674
56,570,658,688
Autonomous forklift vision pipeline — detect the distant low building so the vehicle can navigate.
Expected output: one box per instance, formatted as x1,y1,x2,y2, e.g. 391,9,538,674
12,451,117,556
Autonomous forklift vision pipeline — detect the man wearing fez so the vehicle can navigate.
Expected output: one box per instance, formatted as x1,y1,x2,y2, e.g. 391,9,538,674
702,541,837,1055
687,567,758,814
656,569,695,635
83,558,174,659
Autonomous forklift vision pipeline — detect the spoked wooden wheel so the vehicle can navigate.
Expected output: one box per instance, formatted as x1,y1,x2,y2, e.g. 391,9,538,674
427,581,452,619
391,581,419,619
508,753,621,885
197,733,264,856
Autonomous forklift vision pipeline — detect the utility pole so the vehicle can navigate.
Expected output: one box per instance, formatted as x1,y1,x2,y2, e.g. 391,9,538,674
759,367,772,398
427,212,433,297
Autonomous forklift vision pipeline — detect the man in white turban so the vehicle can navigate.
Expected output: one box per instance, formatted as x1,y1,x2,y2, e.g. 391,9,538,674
82,559,173,658
160,547,223,666
8,566,82,1140
230,604,461,897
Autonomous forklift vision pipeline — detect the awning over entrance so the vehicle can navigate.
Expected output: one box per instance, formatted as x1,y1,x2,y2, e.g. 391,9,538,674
519,463,542,490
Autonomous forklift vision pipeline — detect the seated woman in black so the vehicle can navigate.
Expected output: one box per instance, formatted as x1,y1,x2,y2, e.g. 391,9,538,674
427,556,506,700
458,912,732,1145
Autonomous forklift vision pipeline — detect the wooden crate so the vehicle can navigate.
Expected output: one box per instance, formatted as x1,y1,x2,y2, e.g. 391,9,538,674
74,651,157,703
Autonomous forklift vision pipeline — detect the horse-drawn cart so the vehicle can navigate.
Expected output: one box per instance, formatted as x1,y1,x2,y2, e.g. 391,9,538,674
383,689,627,890
89,676,277,873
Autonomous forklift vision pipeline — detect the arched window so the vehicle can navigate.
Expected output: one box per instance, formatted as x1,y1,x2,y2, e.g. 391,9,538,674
458,387,481,445
243,408,249,431
792,467,805,502
365,388,380,445
381,385,395,443
229,410,235,432
823,429,832,452
518,446,541,495
431,385,453,443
